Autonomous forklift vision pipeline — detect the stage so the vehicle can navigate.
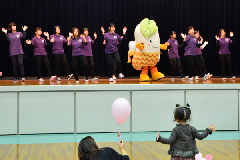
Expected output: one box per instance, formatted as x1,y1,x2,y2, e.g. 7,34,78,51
0,77,240,86
0,77,240,135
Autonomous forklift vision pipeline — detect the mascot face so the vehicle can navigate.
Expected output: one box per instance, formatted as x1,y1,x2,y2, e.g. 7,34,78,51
134,18,160,53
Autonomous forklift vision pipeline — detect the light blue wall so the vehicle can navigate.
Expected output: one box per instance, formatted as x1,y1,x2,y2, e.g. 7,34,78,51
0,84,239,135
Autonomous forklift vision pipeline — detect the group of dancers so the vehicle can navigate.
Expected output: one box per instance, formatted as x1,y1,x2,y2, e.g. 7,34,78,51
1,22,235,82
166,26,234,81
1,22,126,82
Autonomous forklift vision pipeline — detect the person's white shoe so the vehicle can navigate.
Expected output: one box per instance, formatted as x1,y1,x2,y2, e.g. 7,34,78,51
57,77,61,81
222,77,226,80
113,76,116,80
68,74,73,80
189,77,193,81
203,74,208,81
50,76,57,81
92,77,98,80
195,76,199,80
76,80,79,83
39,78,44,82
119,73,124,78
171,78,174,81
185,76,189,79
109,78,113,82
21,78,25,81
208,73,213,79
230,76,236,79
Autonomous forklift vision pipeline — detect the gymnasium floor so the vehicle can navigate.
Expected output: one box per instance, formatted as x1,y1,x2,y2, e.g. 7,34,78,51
0,131,239,159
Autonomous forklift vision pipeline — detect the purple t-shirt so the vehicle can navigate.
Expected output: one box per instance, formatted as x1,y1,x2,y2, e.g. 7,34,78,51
184,34,198,56
69,37,85,56
31,36,47,56
50,34,67,54
104,32,122,53
217,37,232,55
83,36,94,56
7,32,25,56
167,38,180,58
195,47,202,55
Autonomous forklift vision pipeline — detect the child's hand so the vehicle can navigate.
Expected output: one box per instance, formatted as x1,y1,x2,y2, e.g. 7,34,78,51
157,131,160,140
208,124,217,132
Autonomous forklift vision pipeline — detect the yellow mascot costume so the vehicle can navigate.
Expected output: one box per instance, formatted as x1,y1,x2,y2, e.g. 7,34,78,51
128,18,168,81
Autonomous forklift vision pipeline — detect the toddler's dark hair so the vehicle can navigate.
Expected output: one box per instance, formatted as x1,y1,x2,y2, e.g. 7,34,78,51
174,104,191,121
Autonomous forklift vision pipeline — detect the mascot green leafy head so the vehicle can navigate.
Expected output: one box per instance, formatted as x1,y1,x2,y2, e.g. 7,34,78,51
140,18,158,38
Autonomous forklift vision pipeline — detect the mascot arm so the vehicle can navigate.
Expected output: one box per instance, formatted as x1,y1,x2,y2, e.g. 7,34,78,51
160,43,168,50
128,50,136,56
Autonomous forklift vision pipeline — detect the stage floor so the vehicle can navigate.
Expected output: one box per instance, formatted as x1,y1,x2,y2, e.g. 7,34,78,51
0,77,240,86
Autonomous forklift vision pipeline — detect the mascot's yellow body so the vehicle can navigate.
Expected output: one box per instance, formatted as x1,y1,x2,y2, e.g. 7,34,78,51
128,18,167,81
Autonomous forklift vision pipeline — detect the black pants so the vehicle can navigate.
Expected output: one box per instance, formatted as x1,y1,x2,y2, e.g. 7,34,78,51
72,55,88,80
85,56,95,78
106,52,122,78
219,54,232,77
52,53,70,77
10,54,24,78
194,55,208,76
169,58,184,78
35,55,52,79
185,55,204,78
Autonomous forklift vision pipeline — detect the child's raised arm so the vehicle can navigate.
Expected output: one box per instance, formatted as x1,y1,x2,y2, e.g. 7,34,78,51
156,129,178,144
192,124,216,140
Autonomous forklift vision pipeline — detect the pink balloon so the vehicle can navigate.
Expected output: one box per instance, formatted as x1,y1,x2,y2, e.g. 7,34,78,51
112,98,131,124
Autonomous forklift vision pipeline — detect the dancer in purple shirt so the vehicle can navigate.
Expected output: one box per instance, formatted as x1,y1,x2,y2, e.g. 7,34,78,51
83,28,98,80
167,31,186,80
50,26,73,81
181,26,208,81
101,23,126,82
67,27,88,82
215,29,235,80
194,31,212,80
2,22,28,82
25,27,57,82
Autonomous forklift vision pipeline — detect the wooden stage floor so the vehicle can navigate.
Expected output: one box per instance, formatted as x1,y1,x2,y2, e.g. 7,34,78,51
0,140,239,160
0,77,240,86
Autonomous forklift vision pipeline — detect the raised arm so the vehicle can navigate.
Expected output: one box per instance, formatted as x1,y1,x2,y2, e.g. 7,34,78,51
2,28,10,41
215,35,220,48
192,124,216,140
230,32,234,44
196,36,203,48
67,32,73,46
156,129,178,144
101,26,105,43
43,32,51,47
21,25,28,39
